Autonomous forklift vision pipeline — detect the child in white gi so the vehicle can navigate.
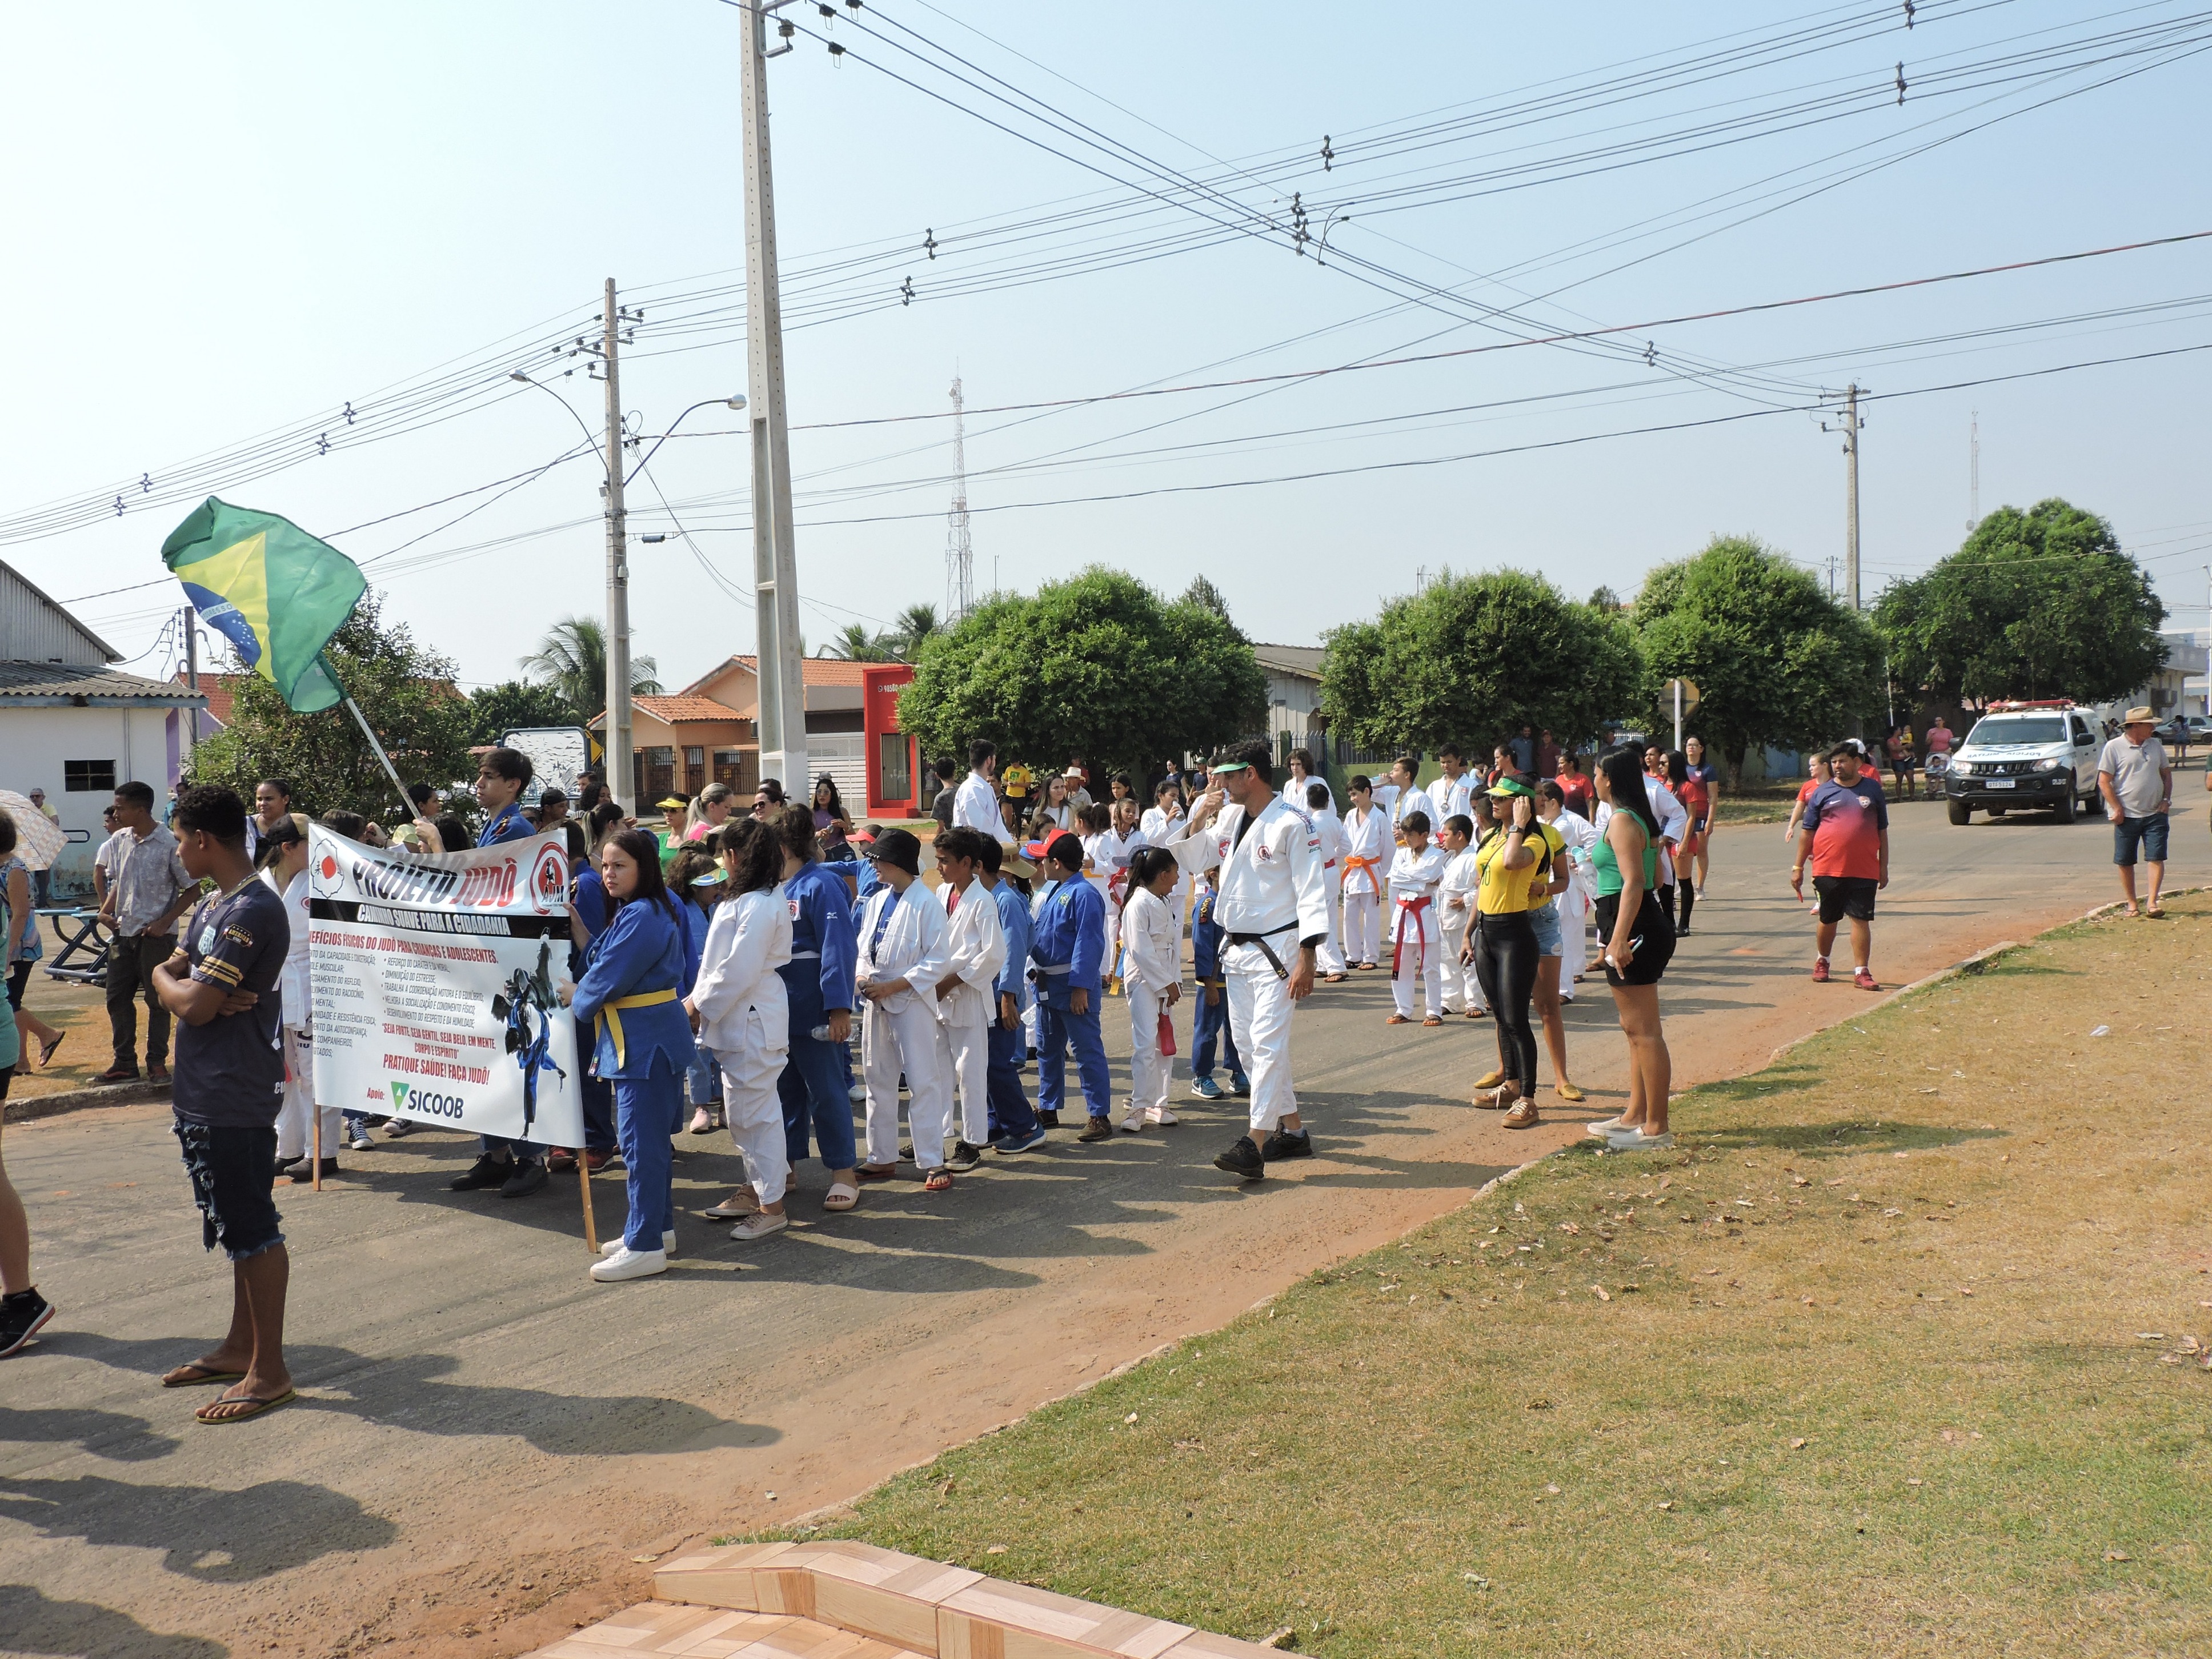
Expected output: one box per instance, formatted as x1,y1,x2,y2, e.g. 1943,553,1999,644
1436,812,1486,1019
1304,782,1349,980
1095,796,1147,984
929,827,1007,1169
853,829,957,1189
1117,848,1183,1132
1386,810,1449,1025
1340,774,1390,970
686,818,794,1240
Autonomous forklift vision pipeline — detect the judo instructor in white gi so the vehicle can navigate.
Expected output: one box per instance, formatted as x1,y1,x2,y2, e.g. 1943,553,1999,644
1161,738,1332,1181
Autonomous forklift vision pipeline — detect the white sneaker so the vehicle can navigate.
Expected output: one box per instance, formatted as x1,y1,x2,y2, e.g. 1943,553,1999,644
348,1133,374,1152
1585,1116,1626,1137
1117,1112,1144,1134
729,1211,788,1242
1143,1105,1179,1127
602,1231,677,1259
845,1081,867,1105
1604,1126,1674,1151
589,1245,669,1281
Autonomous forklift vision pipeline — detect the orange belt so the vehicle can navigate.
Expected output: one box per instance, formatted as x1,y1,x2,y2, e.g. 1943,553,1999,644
1390,895,1433,976
1343,854,1382,895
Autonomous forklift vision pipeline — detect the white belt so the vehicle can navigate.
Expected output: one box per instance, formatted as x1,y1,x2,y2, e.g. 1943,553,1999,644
790,949,820,960
1035,962,1073,975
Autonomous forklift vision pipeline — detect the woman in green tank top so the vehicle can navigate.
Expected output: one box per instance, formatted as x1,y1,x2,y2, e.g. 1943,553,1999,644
1591,748,1675,1151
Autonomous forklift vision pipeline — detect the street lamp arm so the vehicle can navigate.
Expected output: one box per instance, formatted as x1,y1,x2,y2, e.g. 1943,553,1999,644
622,395,746,486
508,371,608,474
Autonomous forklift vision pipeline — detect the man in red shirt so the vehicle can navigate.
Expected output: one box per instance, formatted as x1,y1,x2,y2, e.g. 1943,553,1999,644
1792,742,1890,991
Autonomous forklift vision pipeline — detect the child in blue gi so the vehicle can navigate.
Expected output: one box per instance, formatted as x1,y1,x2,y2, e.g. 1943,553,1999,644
1188,868,1249,1100
979,840,1045,1153
564,828,698,1282
1029,832,1111,1138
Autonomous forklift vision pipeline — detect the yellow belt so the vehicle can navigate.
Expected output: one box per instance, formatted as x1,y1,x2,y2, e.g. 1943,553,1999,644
596,988,678,1070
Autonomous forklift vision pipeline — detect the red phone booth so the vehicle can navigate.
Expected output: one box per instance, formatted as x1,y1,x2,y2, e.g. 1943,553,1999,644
863,663,919,816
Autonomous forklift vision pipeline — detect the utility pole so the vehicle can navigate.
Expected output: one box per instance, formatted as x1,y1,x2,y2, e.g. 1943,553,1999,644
1844,382,1862,611
183,609,199,760
945,375,973,623
600,277,635,812
740,0,808,796
1966,408,1980,532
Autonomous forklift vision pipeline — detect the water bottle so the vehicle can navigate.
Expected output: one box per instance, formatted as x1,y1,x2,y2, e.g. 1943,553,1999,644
810,1023,835,1042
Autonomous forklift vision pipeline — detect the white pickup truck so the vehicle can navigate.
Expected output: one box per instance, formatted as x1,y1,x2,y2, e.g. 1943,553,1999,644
1944,700,2105,826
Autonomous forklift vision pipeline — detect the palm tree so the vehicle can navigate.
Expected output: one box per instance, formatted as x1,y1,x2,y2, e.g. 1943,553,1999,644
520,616,661,717
888,602,941,662
822,623,892,662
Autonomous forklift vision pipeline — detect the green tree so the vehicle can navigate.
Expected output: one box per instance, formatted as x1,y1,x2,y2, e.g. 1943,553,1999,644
1633,535,1884,781
1180,574,1235,624
1320,569,1642,756
520,615,660,716
1873,498,2165,704
822,623,892,662
887,603,941,663
467,678,579,746
190,590,474,818
896,567,1265,774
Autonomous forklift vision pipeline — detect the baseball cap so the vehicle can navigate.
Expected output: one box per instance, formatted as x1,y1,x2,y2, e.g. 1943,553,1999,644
1486,776,1536,799
1039,831,1085,870
656,796,689,810
864,826,921,874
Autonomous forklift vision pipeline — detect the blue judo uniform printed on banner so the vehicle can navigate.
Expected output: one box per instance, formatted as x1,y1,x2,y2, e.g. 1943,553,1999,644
1030,875,1110,1120
776,860,859,1171
571,893,697,1253
490,937,568,1139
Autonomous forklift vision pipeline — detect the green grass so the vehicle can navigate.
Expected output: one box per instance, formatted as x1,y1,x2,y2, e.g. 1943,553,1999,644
750,897,2212,1656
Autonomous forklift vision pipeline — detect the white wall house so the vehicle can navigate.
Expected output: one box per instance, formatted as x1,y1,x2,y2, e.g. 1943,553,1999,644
2,558,206,897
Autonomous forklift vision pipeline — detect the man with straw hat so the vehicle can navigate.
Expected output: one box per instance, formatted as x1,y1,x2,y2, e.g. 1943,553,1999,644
2098,706,2173,919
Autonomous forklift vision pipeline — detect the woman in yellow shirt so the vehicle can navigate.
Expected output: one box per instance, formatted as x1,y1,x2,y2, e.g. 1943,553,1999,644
1464,779,1557,1127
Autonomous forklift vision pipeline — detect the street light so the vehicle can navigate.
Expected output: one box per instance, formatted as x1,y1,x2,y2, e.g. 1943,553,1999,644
506,372,742,811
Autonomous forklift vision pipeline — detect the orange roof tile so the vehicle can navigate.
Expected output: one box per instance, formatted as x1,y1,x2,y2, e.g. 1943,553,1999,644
627,694,751,724
681,654,873,695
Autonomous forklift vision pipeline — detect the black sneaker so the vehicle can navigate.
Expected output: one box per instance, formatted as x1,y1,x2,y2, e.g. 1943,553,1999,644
1213,1136,1265,1181
450,1153,515,1192
1261,1127,1314,1163
0,1289,54,1357
1076,1116,1113,1143
1036,1109,1061,1129
899,1141,917,1162
283,1156,340,1184
945,1140,985,1172
500,1160,550,1199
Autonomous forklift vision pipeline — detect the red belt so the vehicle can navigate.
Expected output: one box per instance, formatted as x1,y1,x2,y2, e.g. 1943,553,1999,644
1390,895,1433,975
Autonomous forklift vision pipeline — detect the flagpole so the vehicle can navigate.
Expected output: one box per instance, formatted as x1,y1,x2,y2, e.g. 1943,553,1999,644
316,652,415,822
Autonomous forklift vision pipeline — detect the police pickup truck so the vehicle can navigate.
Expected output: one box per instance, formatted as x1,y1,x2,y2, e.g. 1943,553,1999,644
1944,699,2105,825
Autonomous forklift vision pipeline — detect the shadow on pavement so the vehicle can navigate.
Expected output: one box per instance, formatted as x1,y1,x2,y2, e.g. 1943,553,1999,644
0,1405,179,1464
0,1584,227,1658
0,1473,395,1581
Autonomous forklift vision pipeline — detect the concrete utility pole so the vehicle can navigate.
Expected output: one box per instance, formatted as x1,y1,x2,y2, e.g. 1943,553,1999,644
740,0,808,796
1844,382,1862,611
182,609,199,759
601,278,635,813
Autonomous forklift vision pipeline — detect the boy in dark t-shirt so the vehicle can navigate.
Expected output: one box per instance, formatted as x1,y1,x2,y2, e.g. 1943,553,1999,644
151,784,295,1425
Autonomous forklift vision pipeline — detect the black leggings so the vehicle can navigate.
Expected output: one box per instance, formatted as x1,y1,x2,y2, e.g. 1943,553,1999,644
1473,911,1538,1092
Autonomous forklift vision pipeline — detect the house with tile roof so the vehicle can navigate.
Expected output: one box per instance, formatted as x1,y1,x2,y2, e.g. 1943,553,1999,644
590,654,877,808
2,557,208,894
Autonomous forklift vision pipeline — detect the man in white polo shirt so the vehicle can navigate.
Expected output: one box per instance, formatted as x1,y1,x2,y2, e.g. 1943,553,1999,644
2098,706,2172,918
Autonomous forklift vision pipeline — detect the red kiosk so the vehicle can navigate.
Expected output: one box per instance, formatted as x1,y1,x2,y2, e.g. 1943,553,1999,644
863,663,919,817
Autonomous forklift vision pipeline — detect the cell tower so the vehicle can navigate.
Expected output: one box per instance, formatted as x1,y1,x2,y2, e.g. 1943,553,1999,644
945,375,974,622
1967,410,1980,532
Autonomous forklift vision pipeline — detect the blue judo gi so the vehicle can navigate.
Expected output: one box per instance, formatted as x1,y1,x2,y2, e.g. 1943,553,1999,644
1189,885,1247,1091
571,894,697,1252
987,876,1040,1143
1030,874,1110,1121
568,865,618,1153
775,860,859,1171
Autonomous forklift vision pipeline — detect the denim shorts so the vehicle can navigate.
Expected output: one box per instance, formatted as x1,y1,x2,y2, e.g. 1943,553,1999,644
1528,900,1562,958
174,1122,284,1262
2113,813,2169,866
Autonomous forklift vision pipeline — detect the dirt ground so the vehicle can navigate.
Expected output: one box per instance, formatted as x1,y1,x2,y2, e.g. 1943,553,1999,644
1,797,2203,1657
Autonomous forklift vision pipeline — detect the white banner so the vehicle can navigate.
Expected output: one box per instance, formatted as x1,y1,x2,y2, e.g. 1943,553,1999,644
308,824,583,1146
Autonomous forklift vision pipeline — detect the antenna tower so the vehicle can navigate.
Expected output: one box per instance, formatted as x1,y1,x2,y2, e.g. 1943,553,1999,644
1966,410,1980,531
945,375,974,621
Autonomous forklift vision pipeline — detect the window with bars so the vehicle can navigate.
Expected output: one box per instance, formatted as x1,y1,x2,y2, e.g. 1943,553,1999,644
64,760,117,792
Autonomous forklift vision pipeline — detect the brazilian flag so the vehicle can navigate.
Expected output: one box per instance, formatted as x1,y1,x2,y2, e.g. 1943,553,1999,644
162,498,365,712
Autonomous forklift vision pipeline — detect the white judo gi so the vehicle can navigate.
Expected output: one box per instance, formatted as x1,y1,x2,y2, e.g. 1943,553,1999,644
1426,771,1477,831
931,875,1007,1149
1118,885,1181,1126
1548,806,1601,993
1339,803,1390,968
1386,843,1449,1020
265,867,338,1163
855,881,955,1171
1088,826,1146,973
1163,796,1331,1137
689,886,794,1203
1437,844,1485,1015
1309,810,1349,975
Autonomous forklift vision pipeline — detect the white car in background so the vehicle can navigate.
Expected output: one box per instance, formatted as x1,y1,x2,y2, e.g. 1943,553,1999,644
1944,701,2104,826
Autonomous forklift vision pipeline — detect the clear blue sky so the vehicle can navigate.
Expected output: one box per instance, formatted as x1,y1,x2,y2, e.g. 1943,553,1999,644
4,0,2208,691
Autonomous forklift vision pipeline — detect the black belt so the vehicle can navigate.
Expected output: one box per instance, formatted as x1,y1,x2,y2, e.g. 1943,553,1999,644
1226,923,1295,980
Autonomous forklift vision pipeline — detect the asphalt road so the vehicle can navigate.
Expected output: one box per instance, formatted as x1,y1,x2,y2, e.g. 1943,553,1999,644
3,794,2205,1658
